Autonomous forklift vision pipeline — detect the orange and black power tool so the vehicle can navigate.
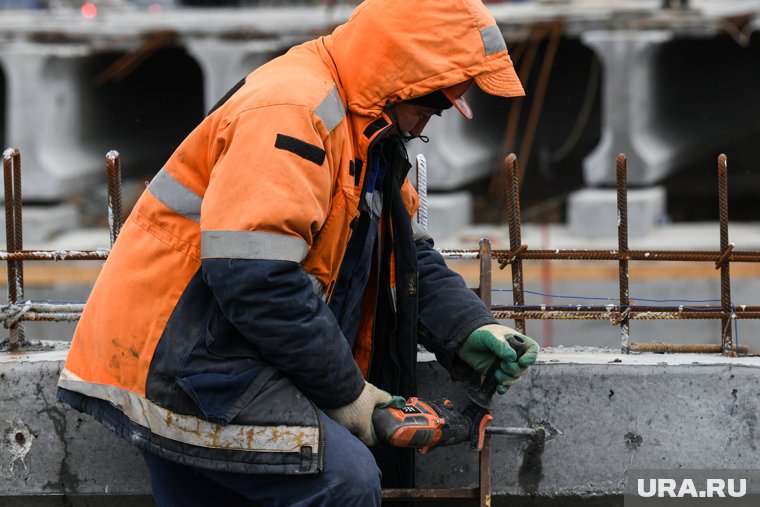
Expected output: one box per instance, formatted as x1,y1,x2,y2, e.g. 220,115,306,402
372,334,527,453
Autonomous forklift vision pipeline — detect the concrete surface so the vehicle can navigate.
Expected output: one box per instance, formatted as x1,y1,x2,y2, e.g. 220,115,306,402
2,346,760,504
425,192,473,242
568,186,666,238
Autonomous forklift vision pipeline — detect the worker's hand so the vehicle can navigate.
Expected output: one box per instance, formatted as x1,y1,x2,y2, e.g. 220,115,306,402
458,324,539,394
325,382,404,446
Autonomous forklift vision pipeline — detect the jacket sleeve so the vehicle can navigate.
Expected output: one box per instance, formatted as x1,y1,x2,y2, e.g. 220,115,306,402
202,258,364,409
199,105,364,409
416,237,498,374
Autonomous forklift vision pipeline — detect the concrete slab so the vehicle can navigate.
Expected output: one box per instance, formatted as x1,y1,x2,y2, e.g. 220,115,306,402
568,186,666,238
0,205,80,246
426,192,474,242
3,346,760,503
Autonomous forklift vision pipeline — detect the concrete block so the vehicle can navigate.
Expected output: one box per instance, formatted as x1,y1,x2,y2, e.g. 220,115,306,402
567,186,666,238
0,204,80,247
4,347,760,503
425,191,473,242
415,351,760,497
0,349,151,497
582,30,675,186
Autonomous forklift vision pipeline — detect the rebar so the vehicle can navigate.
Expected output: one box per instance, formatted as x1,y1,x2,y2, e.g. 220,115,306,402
3,148,24,349
718,154,734,356
477,238,492,507
491,308,760,321
629,342,749,354
106,150,124,246
415,154,428,231
492,249,760,263
505,154,526,334
617,154,630,353
487,426,539,437
0,249,110,261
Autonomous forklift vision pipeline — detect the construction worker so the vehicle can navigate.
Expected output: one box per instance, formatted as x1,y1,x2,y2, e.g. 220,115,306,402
57,0,539,505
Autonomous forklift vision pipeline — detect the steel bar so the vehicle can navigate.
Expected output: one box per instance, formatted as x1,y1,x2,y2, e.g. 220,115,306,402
3,148,23,349
629,342,750,354
445,248,760,263
415,154,428,231
7,312,82,322
487,426,539,437
617,154,630,353
106,151,124,247
439,249,480,260
478,239,492,308
0,250,110,261
492,249,760,262
505,154,526,334
381,488,478,500
12,148,23,309
717,154,734,356
491,309,760,321
480,431,492,507
478,238,492,507
491,305,760,313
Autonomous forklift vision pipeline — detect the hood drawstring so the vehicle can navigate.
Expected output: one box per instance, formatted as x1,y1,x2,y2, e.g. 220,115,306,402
388,104,430,144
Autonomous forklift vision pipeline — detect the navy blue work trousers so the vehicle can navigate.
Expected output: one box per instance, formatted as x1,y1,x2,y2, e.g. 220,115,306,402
142,412,381,506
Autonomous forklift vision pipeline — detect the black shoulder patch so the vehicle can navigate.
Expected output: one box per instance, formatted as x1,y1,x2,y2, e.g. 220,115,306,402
354,159,363,186
275,134,326,167
363,118,390,139
208,77,246,116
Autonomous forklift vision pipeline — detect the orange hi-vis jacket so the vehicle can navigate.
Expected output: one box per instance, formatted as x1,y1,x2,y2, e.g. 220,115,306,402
58,0,522,475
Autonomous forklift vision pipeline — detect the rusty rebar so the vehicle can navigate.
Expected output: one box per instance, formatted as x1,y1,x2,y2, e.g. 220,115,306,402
717,154,734,356
617,154,630,353
629,342,749,354
381,488,478,500
3,148,24,349
106,151,124,246
12,148,23,303
477,237,493,507
491,249,760,262
491,308,760,321
480,428,492,507
0,249,110,261
505,154,526,334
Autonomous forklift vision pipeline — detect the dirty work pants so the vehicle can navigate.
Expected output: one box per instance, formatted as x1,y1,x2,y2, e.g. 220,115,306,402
142,411,381,507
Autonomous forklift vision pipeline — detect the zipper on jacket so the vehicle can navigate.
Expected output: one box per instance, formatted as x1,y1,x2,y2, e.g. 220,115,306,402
308,398,326,472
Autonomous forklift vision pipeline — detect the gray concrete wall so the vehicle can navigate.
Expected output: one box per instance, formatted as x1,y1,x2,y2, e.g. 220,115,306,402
2,347,760,504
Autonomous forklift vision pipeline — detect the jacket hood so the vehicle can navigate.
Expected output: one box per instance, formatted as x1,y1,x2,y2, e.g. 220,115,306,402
321,0,523,118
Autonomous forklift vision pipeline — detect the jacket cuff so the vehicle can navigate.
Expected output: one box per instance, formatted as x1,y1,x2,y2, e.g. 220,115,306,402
434,313,499,380
315,369,367,409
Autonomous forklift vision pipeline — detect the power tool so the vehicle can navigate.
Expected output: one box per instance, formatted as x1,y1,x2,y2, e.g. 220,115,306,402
372,334,527,452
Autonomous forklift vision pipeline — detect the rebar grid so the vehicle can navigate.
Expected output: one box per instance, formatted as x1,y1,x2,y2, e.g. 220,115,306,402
441,153,750,357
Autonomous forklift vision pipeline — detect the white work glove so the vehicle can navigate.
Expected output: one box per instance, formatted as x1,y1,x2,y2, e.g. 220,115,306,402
325,381,395,446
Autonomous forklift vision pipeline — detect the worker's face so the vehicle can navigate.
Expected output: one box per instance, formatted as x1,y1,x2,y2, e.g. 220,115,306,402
390,102,442,138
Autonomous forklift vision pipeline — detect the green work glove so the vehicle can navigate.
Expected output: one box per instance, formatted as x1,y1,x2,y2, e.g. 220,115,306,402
325,381,403,446
458,324,540,394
